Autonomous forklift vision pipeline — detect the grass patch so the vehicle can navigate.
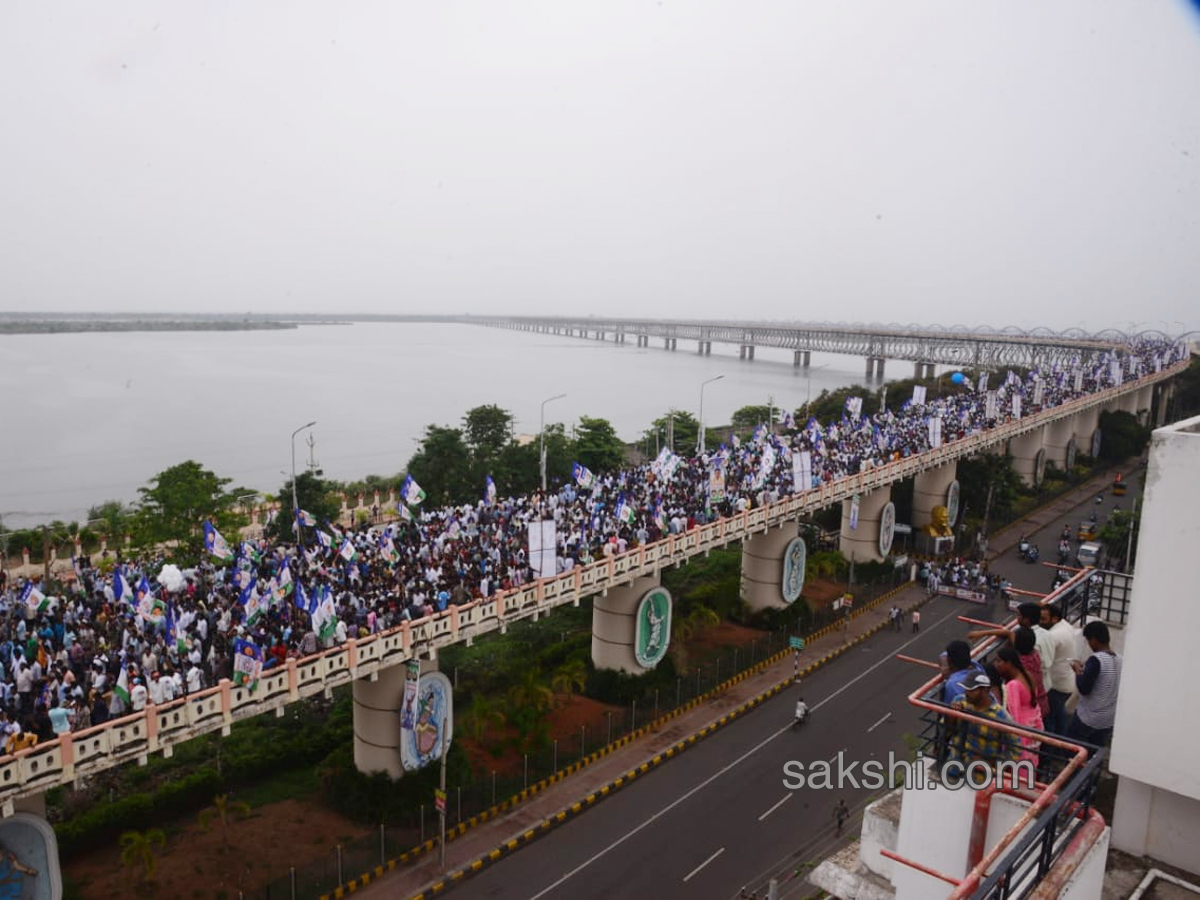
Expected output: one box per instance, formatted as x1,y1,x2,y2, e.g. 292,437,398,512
236,767,322,808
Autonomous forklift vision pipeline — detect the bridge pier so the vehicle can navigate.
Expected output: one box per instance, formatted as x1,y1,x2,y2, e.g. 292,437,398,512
1043,416,1075,470
914,362,936,380
592,576,672,673
664,338,677,351
352,663,424,779
912,463,958,533
794,350,811,368
1156,382,1173,426
1009,428,1047,487
1135,385,1154,424
740,524,806,610
865,357,885,379
839,486,895,563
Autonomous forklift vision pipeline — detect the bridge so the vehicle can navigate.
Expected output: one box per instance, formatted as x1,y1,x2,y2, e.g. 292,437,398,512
465,314,1167,378
0,356,1185,817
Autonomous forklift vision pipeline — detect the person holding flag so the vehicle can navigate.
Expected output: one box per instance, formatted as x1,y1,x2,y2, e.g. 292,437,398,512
401,474,426,506
484,475,498,506
203,520,233,561
295,508,317,528
572,462,596,490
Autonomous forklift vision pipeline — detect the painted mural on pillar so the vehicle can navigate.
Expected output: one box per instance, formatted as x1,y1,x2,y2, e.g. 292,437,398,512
634,587,672,668
1066,437,1078,471
1034,448,1047,487
0,813,60,899
879,502,896,557
945,480,961,528
399,671,453,772
781,538,806,604
1091,428,1103,459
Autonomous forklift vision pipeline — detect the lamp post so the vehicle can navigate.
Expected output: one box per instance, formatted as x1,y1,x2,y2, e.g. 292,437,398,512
696,375,724,455
291,421,317,533
540,394,566,495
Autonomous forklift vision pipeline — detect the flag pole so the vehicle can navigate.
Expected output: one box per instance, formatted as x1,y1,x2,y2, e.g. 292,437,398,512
439,717,449,872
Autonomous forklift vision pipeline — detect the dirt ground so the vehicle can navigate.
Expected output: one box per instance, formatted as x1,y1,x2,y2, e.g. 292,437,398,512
64,798,373,899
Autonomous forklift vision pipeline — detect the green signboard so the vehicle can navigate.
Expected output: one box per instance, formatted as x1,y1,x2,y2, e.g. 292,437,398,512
634,587,672,669
789,637,805,650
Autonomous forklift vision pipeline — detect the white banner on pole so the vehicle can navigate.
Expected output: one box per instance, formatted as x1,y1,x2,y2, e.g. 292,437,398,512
1032,380,1044,406
1073,368,1084,392
1012,394,1022,419
977,372,988,393
985,391,998,420
527,519,557,580
928,416,943,449
792,450,812,492
912,385,927,406
849,494,860,531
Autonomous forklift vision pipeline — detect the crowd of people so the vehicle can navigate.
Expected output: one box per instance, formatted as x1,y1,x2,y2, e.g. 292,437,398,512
0,337,1175,752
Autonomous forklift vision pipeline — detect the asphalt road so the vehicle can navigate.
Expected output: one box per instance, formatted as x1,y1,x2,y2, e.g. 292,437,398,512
455,595,971,900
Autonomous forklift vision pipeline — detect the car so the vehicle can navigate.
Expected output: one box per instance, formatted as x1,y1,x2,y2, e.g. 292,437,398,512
1077,541,1103,568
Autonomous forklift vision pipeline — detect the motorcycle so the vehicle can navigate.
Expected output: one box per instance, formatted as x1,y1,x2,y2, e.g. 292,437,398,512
794,702,810,728
1022,544,1040,564
1018,536,1030,556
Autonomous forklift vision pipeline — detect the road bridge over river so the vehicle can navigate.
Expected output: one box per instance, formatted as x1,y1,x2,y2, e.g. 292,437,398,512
0,354,1184,817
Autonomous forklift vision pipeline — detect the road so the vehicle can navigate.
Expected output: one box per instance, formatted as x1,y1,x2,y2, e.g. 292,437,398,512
454,596,969,900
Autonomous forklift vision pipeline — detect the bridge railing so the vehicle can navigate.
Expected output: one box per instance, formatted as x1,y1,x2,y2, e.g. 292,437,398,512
0,361,1181,808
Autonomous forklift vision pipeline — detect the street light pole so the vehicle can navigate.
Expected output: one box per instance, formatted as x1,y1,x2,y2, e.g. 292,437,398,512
540,394,566,496
291,421,317,533
697,375,724,455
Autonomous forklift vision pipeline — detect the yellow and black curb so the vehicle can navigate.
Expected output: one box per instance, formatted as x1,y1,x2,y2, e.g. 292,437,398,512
322,583,925,899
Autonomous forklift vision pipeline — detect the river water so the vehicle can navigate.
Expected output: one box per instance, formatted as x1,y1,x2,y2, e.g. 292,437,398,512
0,323,876,528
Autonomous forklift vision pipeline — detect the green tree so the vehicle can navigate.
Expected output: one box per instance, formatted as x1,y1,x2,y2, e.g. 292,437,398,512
957,452,1023,546
1097,410,1151,462
463,404,514,463
493,440,540,497
135,461,243,561
731,404,777,430
572,416,626,473
119,828,166,884
269,470,342,543
1098,507,1140,570
549,658,588,705
644,410,700,456
406,425,474,505
198,793,252,847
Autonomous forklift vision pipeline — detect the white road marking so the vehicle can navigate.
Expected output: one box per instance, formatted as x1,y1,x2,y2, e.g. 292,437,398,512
526,602,961,900
867,712,892,733
757,793,792,822
682,846,724,882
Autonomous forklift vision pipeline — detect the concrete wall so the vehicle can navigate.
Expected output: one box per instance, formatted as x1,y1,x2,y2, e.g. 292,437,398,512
1109,414,1200,872
591,575,663,674
740,523,800,611
839,486,893,563
912,463,956,531
1009,427,1045,487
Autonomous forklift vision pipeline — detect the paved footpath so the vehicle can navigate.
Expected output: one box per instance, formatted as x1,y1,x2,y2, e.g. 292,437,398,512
345,582,931,900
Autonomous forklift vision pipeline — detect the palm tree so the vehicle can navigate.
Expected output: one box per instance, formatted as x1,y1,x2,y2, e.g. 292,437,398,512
460,694,506,742
119,828,166,884
506,670,554,715
549,659,588,706
198,793,252,847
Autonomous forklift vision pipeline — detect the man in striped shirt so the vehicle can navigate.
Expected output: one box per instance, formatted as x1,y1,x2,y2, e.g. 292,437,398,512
1067,621,1122,755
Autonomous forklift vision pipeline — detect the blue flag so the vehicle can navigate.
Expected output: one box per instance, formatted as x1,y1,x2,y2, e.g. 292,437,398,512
485,475,497,506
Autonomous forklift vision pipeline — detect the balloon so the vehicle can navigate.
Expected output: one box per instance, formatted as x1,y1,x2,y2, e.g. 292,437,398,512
950,372,966,385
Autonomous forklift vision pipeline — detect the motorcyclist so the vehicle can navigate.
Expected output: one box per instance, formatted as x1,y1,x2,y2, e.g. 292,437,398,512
795,698,810,725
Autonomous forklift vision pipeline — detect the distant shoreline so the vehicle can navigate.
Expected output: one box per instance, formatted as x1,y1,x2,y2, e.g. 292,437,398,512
0,320,305,335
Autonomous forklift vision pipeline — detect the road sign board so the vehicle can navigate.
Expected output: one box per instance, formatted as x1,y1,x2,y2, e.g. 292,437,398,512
434,789,446,812
788,637,805,650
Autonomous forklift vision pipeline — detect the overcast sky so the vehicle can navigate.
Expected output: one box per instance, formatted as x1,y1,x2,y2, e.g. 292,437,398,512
3,2,1198,334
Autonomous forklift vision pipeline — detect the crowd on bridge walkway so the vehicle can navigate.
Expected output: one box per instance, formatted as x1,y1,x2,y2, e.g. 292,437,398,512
0,338,1181,752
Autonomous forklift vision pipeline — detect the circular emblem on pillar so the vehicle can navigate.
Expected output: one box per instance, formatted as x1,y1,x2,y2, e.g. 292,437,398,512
878,502,896,557
781,538,807,604
1033,448,1047,487
945,480,961,529
635,587,672,669
1091,428,1102,459
1066,437,1078,471
400,671,454,772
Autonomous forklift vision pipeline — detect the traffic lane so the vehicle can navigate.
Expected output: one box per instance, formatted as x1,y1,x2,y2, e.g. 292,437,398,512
455,599,967,900
991,488,1121,596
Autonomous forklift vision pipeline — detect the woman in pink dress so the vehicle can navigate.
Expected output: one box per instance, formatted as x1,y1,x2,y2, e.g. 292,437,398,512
996,646,1043,767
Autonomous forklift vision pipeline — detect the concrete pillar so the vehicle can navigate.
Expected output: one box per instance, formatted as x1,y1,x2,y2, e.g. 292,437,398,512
1043,416,1075,469
839,485,895,563
739,345,747,359
353,664,410,778
698,341,706,355
740,524,807,611
793,350,811,368
1009,427,1046,487
747,345,754,360
1136,385,1154,423
592,576,673,673
866,357,875,378
875,358,885,380
912,463,958,532
705,342,712,355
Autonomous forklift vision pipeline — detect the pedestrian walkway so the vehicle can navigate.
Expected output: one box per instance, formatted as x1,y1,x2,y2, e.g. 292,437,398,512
341,583,932,900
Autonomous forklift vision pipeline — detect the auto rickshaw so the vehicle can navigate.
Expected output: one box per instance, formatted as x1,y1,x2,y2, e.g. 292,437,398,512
1113,473,1127,497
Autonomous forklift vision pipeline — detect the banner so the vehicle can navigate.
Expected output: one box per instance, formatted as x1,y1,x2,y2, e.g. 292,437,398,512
400,659,421,731
1073,368,1084,392
977,372,988,393
985,390,998,420
939,586,988,604
792,450,812,492
527,519,557,580
708,465,727,503
849,494,860,531
1032,380,1044,406
928,416,943,449
912,385,927,406
1012,394,1022,419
